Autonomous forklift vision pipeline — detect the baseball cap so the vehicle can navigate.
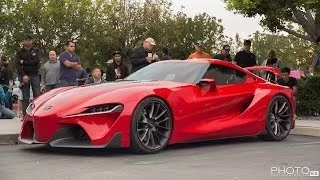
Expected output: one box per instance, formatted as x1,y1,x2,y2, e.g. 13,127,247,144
145,37,156,46
23,35,32,40
223,45,231,51
113,51,122,56
193,40,204,47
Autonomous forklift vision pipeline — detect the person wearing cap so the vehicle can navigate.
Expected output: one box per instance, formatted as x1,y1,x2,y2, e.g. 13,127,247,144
188,41,212,59
233,40,257,68
15,35,41,117
130,37,156,73
213,45,232,62
106,51,129,81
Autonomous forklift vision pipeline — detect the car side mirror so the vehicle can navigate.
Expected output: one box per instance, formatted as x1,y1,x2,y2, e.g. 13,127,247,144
199,78,216,91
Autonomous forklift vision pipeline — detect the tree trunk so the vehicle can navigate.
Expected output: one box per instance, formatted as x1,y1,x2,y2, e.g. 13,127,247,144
285,9,320,43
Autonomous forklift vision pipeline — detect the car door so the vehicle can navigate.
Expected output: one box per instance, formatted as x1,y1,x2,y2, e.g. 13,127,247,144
192,64,257,139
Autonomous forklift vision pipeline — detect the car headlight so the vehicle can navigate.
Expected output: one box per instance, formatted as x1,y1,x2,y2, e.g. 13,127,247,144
82,104,123,114
26,103,35,115
65,104,124,118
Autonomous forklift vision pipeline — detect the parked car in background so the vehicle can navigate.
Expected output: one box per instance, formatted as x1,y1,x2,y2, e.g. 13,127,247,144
290,70,305,80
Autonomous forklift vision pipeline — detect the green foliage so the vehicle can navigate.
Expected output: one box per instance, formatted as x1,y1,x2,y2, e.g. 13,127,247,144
297,75,320,115
224,0,320,43
161,12,225,59
0,0,225,72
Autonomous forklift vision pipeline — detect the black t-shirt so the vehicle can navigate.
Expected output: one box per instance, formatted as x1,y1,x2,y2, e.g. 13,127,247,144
15,47,41,76
130,47,152,73
106,62,129,81
234,50,256,68
277,77,297,89
213,53,232,62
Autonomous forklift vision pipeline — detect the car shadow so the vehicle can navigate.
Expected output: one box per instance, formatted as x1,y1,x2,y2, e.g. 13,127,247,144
20,145,131,157
20,136,267,157
168,136,265,150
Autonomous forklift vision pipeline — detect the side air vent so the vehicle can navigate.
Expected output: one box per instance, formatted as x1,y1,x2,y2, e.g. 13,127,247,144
240,95,254,114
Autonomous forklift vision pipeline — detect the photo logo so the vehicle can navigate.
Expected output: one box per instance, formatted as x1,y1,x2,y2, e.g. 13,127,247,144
271,167,319,177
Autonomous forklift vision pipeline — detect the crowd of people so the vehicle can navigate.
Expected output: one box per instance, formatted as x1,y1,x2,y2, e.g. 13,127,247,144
0,34,318,119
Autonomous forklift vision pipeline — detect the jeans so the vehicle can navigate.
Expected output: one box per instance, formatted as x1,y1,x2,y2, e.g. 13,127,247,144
20,75,41,116
0,104,15,119
60,79,78,87
45,84,59,92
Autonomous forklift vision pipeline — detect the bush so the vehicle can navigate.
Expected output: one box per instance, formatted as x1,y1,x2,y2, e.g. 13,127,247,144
297,75,320,116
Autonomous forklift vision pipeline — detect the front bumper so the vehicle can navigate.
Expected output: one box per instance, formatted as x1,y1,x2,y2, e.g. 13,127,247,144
19,113,125,148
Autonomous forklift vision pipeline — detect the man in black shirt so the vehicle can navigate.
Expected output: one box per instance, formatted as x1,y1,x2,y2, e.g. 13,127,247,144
130,37,156,73
106,51,129,81
213,45,232,62
277,67,298,95
233,40,257,68
277,67,298,115
15,35,41,117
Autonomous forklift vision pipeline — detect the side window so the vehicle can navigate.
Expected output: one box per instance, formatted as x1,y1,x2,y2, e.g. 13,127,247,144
202,65,246,85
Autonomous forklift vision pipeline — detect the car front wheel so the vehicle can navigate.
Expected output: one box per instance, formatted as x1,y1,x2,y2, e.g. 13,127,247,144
259,95,293,141
130,97,173,154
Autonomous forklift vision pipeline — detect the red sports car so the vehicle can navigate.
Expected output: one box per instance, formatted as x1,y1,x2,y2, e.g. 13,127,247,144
19,59,295,154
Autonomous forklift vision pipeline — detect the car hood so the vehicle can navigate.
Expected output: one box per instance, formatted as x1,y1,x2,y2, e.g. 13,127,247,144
32,80,192,116
58,80,190,98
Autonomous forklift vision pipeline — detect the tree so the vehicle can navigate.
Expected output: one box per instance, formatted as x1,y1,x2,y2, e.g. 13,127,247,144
162,12,225,59
0,0,226,73
224,0,320,43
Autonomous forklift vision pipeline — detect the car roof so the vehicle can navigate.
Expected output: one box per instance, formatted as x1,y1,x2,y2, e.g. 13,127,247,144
160,59,231,65
160,59,246,72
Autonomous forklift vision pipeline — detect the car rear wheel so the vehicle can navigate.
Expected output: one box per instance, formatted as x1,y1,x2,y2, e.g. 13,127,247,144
130,97,173,154
259,95,292,141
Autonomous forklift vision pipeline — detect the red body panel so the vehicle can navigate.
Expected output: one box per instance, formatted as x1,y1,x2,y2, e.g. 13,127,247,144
244,66,281,77
19,59,295,148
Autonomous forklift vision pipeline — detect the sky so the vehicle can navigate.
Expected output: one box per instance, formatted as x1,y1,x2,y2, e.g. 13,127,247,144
170,0,263,39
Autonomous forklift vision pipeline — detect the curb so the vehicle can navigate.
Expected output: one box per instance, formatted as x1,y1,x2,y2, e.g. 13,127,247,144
290,126,320,137
0,134,19,145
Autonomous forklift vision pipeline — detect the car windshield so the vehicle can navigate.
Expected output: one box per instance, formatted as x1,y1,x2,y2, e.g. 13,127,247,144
125,61,209,84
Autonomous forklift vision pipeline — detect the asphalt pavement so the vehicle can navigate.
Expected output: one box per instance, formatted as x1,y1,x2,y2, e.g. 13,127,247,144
0,135,319,180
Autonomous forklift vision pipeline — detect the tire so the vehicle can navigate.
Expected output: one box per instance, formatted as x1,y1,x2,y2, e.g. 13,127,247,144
130,97,173,154
259,95,293,141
